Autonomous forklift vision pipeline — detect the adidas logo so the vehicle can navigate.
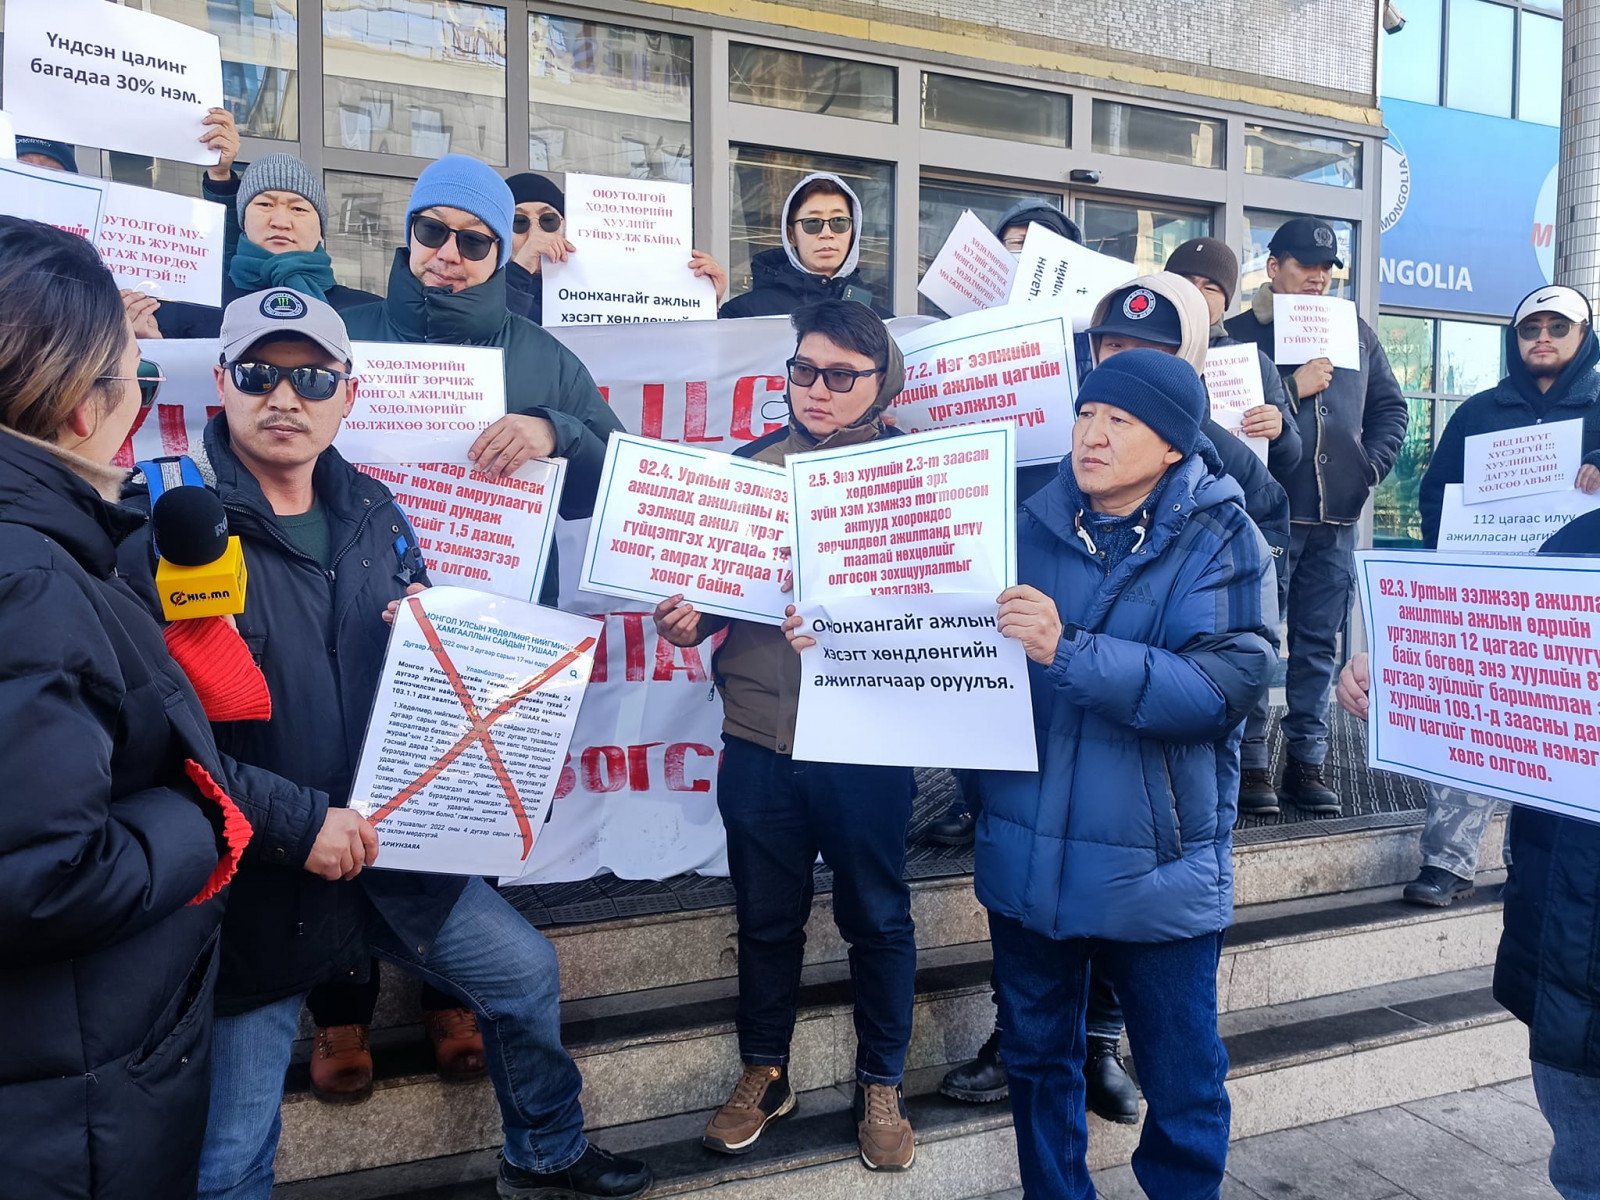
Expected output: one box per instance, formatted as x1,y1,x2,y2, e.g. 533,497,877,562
1125,582,1156,606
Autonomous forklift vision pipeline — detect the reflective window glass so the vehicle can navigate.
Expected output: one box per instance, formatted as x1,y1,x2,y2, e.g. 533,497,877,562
1378,314,1435,393
1445,0,1514,118
1244,125,1362,188
1519,12,1562,126
530,15,692,181
1373,395,1433,546
1240,209,1357,304
1437,318,1504,395
1090,100,1223,169
144,0,299,139
323,0,507,164
1075,198,1211,276
325,169,412,294
919,180,1061,316
921,73,1068,146
1380,0,1442,104
730,43,894,124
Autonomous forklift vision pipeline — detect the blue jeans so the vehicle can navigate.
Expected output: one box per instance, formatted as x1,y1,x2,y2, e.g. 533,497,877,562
990,913,1230,1200
1282,521,1357,766
718,735,916,1085
198,878,586,1199
1533,1061,1600,1200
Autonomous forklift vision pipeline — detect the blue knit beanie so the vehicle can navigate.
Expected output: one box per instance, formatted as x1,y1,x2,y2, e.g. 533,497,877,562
1075,347,1206,456
406,155,514,268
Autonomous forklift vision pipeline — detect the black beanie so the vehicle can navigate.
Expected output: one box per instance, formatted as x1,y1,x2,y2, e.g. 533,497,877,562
1075,347,1206,456
506,172,565,215
1165,237,1239,305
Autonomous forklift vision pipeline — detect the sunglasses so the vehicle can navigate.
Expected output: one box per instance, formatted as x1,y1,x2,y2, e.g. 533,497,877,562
411,214,500,262
98,357,165,408
1517,319,1575,341
228,360,352,402
512,211,563,235
786,358,882,393
792,216,853,235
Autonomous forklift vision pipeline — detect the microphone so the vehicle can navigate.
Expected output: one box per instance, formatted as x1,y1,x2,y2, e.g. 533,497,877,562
153,486,248,622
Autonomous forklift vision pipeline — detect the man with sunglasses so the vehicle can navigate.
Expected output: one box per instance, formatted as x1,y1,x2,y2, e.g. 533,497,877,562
1401,283,1600,911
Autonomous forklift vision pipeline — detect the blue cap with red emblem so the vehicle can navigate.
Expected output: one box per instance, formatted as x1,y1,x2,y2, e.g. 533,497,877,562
1086,284,1183,347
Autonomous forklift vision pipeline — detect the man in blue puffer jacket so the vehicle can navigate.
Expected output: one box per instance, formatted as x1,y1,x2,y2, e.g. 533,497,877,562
978,348,1278,1199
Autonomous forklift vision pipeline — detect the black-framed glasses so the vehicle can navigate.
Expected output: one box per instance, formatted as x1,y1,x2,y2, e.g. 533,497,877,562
792,216,853,236
513,211,563,235
786,358,883,393
410,214,500,262
98,357,165,408
227,360,352,402
1517,319,1575,341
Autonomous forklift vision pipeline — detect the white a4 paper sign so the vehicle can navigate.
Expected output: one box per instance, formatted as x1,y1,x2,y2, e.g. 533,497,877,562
1273,294,1360,371
1436,483,1600,553
1462,418,1584,504
916,210,1015,317
338,344,506,464
1202,344,1269,465
1009,222,1139,331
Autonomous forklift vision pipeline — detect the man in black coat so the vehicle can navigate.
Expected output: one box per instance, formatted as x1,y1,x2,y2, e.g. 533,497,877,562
1226,216,1408,816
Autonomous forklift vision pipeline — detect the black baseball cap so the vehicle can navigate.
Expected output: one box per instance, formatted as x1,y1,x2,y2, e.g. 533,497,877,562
1087,285,1183,347
1268,216,1343,268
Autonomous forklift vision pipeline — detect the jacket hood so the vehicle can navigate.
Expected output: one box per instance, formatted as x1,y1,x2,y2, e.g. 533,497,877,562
780,172,866,281
378,247,511,344
1088,273,1211,374
1502,314,1600,409
1250,282,1275,324
0,426,140,576
785,335,906,450
992,200,1083,246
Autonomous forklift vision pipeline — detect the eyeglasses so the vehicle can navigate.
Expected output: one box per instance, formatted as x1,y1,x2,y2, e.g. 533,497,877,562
410,214,500,262
227,360,352,402
792,216,853,236
786,358,883,393
512,211,563,236
1517,319,1576,341
98,358,165,408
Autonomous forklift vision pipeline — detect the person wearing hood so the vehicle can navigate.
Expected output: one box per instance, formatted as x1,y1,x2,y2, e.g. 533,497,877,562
720,172,893,319
972,347,1277,1199
1225,216,1408,817
654,301,918,1173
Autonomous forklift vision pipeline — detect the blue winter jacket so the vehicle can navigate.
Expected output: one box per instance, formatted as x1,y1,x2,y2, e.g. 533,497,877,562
974,453,1278,943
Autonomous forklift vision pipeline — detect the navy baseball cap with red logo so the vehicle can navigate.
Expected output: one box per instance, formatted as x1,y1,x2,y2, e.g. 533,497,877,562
1087,285,1184,347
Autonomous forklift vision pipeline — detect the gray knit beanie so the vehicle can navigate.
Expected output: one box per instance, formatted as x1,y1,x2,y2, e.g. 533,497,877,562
238,154,328,235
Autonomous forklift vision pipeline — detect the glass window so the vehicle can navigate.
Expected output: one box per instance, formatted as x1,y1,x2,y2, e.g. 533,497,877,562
323,0,507,164
918,180,1061,316
1519,12,1563,126
1373,395,1433,546
145,0,299,140
728,146,893,311
1445,0,1515,118
325,170,412,295
103,154,209,199
1437,318,1504,395
730,43,893,124
1075,198,1211,276
1240,209,1357,304
1378,314,1435,392
529,16,692,181
1244,125,1362,188
1090,100,1224,169
1380,0,1442,104
921,74,1068,147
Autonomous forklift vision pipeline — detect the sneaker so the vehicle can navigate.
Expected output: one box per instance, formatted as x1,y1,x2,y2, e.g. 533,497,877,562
496,1145,651,1200
924,801,976,847
702,1064,795,1155
309,1024,373,1105
1402,865,1476,908
425,1006,487,1083
1084,1037,1139,1125
1237,767,1280,817
939,1027,1008,1103
854,1082,915,1171
1280,757,1341,816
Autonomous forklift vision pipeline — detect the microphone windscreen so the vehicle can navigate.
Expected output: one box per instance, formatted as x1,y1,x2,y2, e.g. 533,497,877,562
153,486,231,567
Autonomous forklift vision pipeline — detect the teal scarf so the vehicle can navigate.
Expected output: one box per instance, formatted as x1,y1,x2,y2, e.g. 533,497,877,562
229,236,338,299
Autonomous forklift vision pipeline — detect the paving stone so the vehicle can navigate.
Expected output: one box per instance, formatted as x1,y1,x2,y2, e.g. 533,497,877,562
1313,1106,1561,1200
1224,1122,1402,1200
1402,1086,1554,1167
1087,1164,1143,1199
1492,1076,1542,1111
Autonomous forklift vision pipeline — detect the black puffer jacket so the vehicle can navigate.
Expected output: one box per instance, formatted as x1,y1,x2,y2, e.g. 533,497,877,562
719,247,892,319
155,277,381,340
505,260,543,325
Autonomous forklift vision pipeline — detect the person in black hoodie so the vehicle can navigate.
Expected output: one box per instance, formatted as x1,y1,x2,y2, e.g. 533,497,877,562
721,171,893,318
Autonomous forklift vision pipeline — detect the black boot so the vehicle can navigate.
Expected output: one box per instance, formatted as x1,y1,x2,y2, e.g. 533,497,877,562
1402,865,1476,908
497,1145,652,1200
1237,767,1280,817
925,800,976,847
1280,757,1341,816
939,1028,1007,1102
1085,1037,1139,1125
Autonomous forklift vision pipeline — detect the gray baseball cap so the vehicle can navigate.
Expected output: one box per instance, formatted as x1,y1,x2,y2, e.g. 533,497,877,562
220,288,353,367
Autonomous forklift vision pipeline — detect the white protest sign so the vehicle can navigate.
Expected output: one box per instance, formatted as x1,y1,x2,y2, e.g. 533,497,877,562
543,173,715,326
2,0,224,167
916,209,1015,317
891,306,1076,468
356,461,566,603
1437,483,1600,554
116,338,217,468
1462,418,1585,504
0,111,17,159
339,344,505,463
578,433,791,624
1202,343,1270,465
1273,294,1361,370
1009,221,1140,330
1355,550,1600,824
349,587,601,876
792,592,1037,770
790,424,1016,605
0,157,105,241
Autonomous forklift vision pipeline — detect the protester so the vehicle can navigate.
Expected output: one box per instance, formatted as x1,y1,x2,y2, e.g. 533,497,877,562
720,173,893,318
655,300,917,1171
1225,217,1407,816
974,347,1276,1198
1399,284,1600,907
993,200,1097,402
116,287,652,1200
15,135,79,171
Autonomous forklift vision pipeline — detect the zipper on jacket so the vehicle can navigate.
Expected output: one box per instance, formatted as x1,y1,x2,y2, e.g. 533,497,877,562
1160,744,1182,846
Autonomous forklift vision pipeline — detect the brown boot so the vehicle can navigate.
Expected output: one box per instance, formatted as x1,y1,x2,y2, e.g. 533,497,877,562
702,1064,796,1155
425,1007,486,1083
854,1082,915,1171
309,1024,373,1104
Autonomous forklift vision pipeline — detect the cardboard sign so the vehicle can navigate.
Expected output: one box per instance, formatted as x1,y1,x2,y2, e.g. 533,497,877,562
1009,221,1139,330
1272,294,1361,370
1202,343,1270,465
1462,418,1585,504
338,344,506,464
1437,483,1600,554
916,209,1016,317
